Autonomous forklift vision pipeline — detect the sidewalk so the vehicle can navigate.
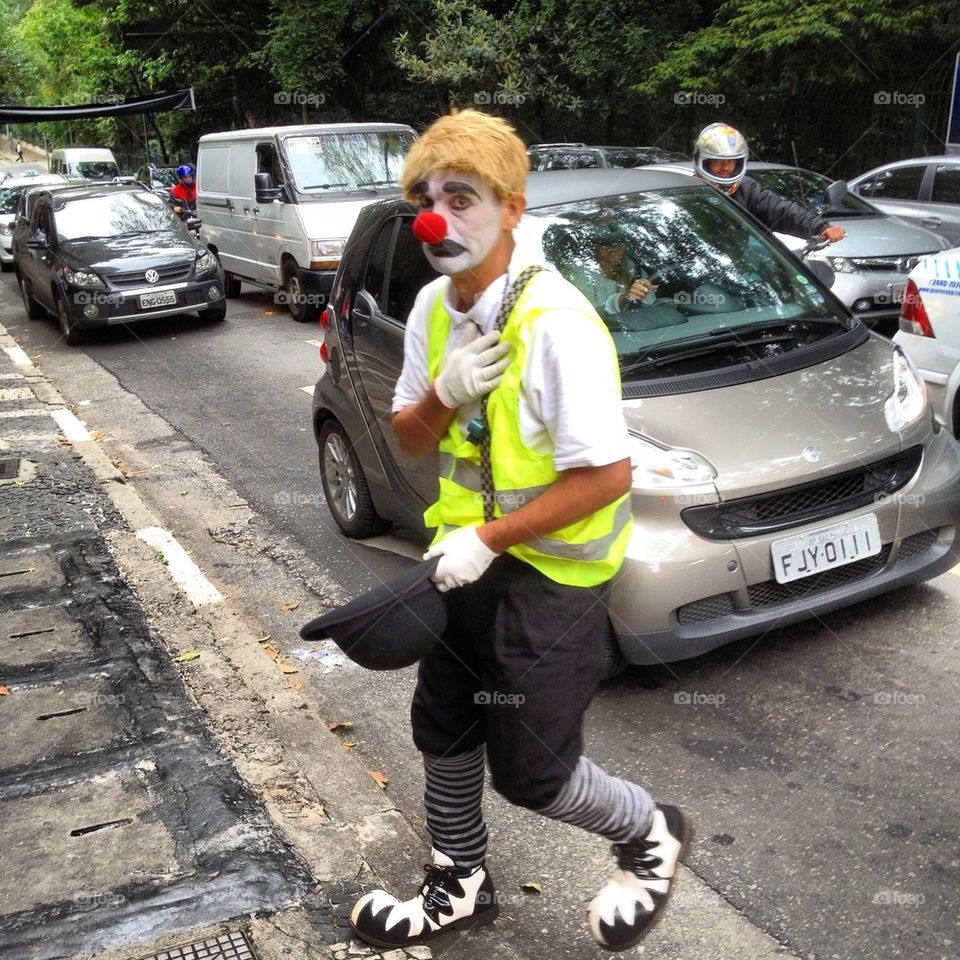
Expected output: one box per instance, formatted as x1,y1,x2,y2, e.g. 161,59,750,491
0,333,442,960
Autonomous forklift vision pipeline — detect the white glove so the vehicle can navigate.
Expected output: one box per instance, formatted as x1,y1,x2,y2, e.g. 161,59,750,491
424,526,499,592
434,325,511,409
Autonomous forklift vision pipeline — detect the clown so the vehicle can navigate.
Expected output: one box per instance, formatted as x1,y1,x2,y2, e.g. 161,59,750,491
348,109,690,953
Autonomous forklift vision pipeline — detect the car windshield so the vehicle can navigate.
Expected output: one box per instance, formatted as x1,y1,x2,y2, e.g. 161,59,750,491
605,148,689,168
522,187,846,381
750,169,877,218
151,168,179,187
54,191,182,241
283,131,415,193
0,187,24,215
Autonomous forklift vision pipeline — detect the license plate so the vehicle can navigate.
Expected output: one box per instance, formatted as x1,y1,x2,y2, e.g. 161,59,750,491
771,514,881,584
139,289,176,309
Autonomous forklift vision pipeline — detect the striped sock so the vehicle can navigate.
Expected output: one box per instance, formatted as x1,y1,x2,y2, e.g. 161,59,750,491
422,744,489,869
537,756,655,843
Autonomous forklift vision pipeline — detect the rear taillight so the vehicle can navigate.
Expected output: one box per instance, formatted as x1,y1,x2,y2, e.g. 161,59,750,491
899,279,934,338
319,306,331,362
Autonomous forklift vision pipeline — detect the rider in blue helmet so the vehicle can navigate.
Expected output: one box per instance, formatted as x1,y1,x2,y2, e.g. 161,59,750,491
170,163,196,216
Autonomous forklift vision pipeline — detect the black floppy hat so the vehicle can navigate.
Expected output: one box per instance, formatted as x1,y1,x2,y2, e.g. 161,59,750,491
299,557,447,670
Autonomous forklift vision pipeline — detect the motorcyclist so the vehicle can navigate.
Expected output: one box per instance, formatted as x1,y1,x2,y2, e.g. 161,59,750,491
169,163,197,217
693,124,846,244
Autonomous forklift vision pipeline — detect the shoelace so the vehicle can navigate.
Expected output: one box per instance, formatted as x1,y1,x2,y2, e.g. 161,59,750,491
614,839,663,880
420,863,464,915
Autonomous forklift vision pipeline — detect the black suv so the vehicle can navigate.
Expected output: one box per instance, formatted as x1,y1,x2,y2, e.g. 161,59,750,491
13,184,225,344
527,143,688,171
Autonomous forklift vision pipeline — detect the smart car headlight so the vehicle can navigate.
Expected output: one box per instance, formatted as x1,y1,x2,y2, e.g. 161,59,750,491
884,346,926,432
628,433,717,488
195,251,218,277
62,266,104,289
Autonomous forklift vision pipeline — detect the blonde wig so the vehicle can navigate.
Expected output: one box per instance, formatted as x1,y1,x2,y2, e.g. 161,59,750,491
400,109,529,202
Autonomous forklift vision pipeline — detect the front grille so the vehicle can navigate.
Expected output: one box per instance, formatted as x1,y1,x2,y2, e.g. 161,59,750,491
673,528,941,626
109,261,193,289
682,446,922,540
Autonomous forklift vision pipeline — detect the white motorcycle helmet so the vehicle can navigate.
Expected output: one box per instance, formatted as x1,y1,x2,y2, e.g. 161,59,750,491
693,123,748,190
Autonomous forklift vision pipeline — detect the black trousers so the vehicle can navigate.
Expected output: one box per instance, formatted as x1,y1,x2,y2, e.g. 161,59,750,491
411,553,610,809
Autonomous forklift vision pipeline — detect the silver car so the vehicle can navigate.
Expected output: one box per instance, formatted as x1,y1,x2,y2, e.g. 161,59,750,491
850,156,960,245
0,174,69,270
312,169,960,666
646,161,950,329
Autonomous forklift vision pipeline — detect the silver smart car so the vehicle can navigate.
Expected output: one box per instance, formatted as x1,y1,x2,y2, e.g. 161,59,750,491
311,169,960,665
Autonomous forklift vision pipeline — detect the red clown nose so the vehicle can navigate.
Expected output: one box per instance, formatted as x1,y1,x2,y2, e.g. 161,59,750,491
412,210,447,244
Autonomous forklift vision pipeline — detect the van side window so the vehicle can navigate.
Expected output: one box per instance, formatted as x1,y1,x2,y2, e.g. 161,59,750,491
385,218,440,323
256,144,285,193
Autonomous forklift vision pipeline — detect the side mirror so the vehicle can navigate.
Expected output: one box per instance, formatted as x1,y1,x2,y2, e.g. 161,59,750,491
824,180,848,206
806,259,836,289
255,172,283,203
185,217,202,231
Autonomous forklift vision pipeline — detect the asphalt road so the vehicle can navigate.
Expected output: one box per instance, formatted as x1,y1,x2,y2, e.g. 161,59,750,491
2,266,958,960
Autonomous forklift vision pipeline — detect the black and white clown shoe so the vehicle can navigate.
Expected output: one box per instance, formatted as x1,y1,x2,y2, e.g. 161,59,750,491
588,804,691,951
350,849,498,948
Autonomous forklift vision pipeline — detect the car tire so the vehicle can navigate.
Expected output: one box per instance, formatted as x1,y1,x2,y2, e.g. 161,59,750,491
319,419,389,538
601,622,629,681
19,275,45,320
224,273,242,298
204,301,227,323
284,264,318,323
54,289,83,345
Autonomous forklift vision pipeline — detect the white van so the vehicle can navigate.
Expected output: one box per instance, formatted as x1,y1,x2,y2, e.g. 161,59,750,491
196,123,416,322
50,148,121,182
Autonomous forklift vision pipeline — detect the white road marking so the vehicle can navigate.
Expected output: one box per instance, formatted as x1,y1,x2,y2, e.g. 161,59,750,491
948,564,960,578
135,526,224,606
0,407,48,419
1,344,31,366
50,408,91,442
305,340,324,349
300,385,315,396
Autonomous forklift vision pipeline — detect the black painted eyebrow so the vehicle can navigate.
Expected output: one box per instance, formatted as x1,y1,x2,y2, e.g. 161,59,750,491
442,181,480,197
410,181,428,195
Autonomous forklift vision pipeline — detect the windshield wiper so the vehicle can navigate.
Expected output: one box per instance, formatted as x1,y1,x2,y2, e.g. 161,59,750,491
301,182,349,190
356,179,397,188
620,317,845,376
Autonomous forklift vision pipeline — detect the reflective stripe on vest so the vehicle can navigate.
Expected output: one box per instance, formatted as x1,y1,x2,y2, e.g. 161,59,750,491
424,272,631,587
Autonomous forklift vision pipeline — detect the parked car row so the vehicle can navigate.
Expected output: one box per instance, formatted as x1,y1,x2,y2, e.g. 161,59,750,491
310,168,960,668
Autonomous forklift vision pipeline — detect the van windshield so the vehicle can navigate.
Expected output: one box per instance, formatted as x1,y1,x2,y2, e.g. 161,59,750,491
283,131,414,194
75,162,120,180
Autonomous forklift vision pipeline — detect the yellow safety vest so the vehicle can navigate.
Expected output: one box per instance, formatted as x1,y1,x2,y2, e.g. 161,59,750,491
423,272,632,587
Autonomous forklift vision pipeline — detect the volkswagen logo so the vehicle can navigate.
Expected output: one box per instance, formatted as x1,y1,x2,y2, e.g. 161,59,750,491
802,445,822,464
145,269,159,284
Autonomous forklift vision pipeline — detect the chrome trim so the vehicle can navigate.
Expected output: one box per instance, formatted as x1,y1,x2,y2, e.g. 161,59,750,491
105,302,213,323
108,281,191,296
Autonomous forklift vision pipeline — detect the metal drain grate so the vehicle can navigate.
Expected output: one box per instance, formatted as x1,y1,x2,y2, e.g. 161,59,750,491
134,930,257,960
0,458,21,480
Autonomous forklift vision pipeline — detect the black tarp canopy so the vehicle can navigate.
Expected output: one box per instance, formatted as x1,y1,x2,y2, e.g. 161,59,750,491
0,89,195,123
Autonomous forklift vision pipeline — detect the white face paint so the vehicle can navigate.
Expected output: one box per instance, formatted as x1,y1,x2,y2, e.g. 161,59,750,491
411,170,504,277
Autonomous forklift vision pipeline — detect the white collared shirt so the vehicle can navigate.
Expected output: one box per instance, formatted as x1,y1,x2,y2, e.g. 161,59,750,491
392,248,629,470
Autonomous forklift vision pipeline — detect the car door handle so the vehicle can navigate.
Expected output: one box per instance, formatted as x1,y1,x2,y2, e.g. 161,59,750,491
921,216,942,228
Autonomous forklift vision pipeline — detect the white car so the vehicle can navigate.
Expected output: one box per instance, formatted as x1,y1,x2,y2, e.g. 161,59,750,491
0,173,69,270
894,248,960,434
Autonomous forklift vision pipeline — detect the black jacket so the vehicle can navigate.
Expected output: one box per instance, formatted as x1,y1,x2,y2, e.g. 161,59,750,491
729,176,828,239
